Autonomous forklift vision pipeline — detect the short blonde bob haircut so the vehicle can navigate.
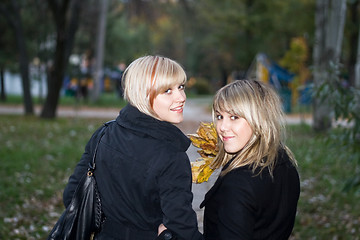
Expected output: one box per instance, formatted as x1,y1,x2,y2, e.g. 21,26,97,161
211,79,297,176
122,55,187,119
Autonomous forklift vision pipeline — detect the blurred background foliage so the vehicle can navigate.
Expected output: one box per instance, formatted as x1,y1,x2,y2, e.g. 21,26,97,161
0,0,316,94
3,0,359,117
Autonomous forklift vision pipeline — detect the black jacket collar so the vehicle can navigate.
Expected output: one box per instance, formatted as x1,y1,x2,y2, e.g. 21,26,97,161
116,104,190,152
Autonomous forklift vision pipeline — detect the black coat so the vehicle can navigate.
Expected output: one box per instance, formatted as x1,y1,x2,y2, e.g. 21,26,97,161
63,104,203,240
200,149,300,240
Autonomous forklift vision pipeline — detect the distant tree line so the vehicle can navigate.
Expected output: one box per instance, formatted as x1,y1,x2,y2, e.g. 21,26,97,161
0,0,359,124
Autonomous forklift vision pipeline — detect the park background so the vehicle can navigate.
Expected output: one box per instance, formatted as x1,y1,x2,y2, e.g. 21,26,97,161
1,0,360,239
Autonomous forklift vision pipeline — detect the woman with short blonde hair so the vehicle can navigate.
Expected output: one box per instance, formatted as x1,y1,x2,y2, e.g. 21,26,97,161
63,55,203,240
123,55,187,119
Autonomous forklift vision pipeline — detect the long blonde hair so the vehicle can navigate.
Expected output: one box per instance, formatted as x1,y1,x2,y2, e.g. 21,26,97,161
211,79,296,176
122,55,187,119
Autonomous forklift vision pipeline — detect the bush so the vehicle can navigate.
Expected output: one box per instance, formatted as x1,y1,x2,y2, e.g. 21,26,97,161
187,77,213,95
314,62,360,191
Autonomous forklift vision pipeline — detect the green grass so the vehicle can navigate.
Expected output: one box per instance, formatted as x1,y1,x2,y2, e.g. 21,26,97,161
0,116,359,239
2,92,127,109
0,115,106,239
286,124,360,240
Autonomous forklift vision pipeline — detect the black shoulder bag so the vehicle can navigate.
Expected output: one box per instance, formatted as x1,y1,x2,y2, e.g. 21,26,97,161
47,121,113,240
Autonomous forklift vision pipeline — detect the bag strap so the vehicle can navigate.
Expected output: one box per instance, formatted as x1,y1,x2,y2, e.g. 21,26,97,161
88,120,115,174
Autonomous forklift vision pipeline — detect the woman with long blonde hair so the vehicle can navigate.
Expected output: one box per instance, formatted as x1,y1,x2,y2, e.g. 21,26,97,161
200,79,300,240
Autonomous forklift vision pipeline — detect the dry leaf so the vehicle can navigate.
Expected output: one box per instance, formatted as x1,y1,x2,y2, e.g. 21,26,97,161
188,122,218,183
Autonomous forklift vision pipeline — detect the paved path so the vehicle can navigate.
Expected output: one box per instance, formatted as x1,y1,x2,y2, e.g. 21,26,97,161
0,98,311,232
0,98,312,125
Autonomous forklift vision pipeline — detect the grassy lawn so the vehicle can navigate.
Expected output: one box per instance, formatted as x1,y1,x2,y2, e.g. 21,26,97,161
0,114,359,239
0,115,107,239
286,125,360,240
2,92,127,109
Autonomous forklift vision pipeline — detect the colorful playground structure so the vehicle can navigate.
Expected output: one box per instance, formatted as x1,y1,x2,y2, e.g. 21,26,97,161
246,53,312,113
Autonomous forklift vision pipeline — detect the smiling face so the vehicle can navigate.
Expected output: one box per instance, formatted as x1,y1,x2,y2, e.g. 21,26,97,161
152,83,186,124
215,110,253,154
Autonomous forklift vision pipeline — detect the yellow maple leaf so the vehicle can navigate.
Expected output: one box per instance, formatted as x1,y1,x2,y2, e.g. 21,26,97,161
197,164,214,183
188,122,219,183
191,159,215,183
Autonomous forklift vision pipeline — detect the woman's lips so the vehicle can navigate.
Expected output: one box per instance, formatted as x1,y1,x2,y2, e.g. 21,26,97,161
171,106,184,113
221,136,234,141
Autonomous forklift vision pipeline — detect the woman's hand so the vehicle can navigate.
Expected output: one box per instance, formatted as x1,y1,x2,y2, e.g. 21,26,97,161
158,223,167,235
155,224,177,240
155,224,175,240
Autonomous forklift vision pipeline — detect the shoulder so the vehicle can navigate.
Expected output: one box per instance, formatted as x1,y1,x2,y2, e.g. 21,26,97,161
157,145,190,169
220,166,275,201
224,166,269,184
220,168,256,195
223,167,253,182
212,168,259,213
274,148,299,178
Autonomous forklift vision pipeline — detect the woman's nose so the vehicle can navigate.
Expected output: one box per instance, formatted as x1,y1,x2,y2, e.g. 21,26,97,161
219,119,230,132
174,89,186,102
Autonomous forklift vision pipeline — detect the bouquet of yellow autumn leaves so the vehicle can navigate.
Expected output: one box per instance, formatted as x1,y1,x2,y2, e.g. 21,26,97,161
188,122,218,183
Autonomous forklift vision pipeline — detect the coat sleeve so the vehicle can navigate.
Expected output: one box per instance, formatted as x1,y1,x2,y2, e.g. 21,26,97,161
62,126,103,207
158,151,203,240
217,172,257,240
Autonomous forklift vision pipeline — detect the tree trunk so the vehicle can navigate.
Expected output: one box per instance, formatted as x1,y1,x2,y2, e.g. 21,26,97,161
313,0,331,131
16,19,34,115
356,23,360,88
220,65,228,87
355,5,360,89
0,67,6,101
327,0,346,64
347,0,359,87
312,0,347,132
40,0,83,118
92,0,109,102
0,1,34,114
